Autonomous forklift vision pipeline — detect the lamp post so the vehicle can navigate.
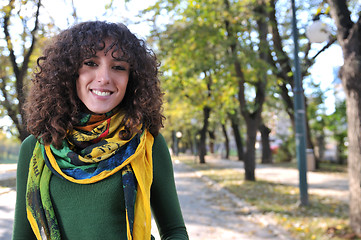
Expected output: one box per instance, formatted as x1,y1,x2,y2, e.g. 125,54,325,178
291,0,309,206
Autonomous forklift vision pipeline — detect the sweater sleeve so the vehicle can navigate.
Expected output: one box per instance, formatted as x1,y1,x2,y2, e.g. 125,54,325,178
150,134,189,240
12,135,37,240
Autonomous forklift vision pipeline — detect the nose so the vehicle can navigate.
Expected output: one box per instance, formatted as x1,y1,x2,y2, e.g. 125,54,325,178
97,66,110,84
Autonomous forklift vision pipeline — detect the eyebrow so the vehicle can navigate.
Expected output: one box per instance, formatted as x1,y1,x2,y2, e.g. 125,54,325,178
85,55,128,63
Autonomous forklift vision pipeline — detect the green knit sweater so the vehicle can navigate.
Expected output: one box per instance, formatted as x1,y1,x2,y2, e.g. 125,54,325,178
12,134,188,240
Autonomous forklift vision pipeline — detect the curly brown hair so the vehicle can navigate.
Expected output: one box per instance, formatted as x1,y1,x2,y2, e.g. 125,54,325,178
25,21,164,148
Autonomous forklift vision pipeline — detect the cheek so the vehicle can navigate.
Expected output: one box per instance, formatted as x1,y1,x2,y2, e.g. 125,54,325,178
119,77,129,91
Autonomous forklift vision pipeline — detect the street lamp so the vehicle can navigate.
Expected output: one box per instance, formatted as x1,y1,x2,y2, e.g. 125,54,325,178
306,20,331,43
291,0,309,206
176,131,183,139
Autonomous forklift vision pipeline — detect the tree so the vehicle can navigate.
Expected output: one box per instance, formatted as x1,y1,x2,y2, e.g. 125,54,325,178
0,0,42,141
326,0,361,235
146,0,242,163
145,0,275,177
222,0,269,180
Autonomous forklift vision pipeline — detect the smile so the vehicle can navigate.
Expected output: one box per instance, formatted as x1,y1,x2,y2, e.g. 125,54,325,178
92,90,112,96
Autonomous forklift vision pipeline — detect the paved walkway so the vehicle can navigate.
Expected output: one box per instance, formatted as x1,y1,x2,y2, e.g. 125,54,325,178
0,157,349,240
0,164,16,182
0,191,15,240
0,164,17,240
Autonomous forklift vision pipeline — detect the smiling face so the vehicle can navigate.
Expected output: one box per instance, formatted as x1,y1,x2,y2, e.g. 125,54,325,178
76,41,130,114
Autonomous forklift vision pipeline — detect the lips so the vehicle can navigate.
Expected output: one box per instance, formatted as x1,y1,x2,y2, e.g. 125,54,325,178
92,89,112,96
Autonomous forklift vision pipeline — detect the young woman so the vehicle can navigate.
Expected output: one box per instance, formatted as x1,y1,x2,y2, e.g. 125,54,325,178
12,21,188,240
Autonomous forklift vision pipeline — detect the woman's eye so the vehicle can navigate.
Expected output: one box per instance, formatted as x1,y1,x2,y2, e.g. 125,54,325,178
84,61,97,67
113,65,127,71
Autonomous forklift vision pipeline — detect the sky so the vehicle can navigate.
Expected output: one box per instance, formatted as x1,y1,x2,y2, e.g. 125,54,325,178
41,0,157,38
308,44,344,114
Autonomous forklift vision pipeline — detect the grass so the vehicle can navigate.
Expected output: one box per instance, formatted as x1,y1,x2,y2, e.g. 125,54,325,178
267,161,347,174
177,156,359,240
317,162,348,173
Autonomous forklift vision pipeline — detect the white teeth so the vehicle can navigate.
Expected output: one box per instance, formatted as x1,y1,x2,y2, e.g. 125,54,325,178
93,90,111,96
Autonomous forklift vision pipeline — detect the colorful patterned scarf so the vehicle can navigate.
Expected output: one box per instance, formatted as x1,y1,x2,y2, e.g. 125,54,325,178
26,110,154,240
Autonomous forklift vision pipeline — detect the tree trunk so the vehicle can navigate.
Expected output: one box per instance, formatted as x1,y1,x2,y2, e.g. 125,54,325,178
199,107,211,164
221,124,230,159
316,135,325,162
345,89,361,235
171,130,177,156
336,140,345,165
244,119,260,181
327,0,361,234
259,123,273,164
186,129,194,155
208,130,215,154
229,113,244,161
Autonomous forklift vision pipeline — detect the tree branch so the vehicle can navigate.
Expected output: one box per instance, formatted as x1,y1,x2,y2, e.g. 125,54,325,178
268,0,294,89
18,0,42,115
0,77,21,131
3,0,19,80
22,0,42,75
327,0,354,41
311,37,337,60
302,36,337,77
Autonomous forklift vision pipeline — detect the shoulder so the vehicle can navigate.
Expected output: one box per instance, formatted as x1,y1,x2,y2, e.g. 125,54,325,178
18,135,37,169
151,133,170,158
150,133,173,172
20,135,37,153
16,135,38,185
22,134,37,146
152,133,167,149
